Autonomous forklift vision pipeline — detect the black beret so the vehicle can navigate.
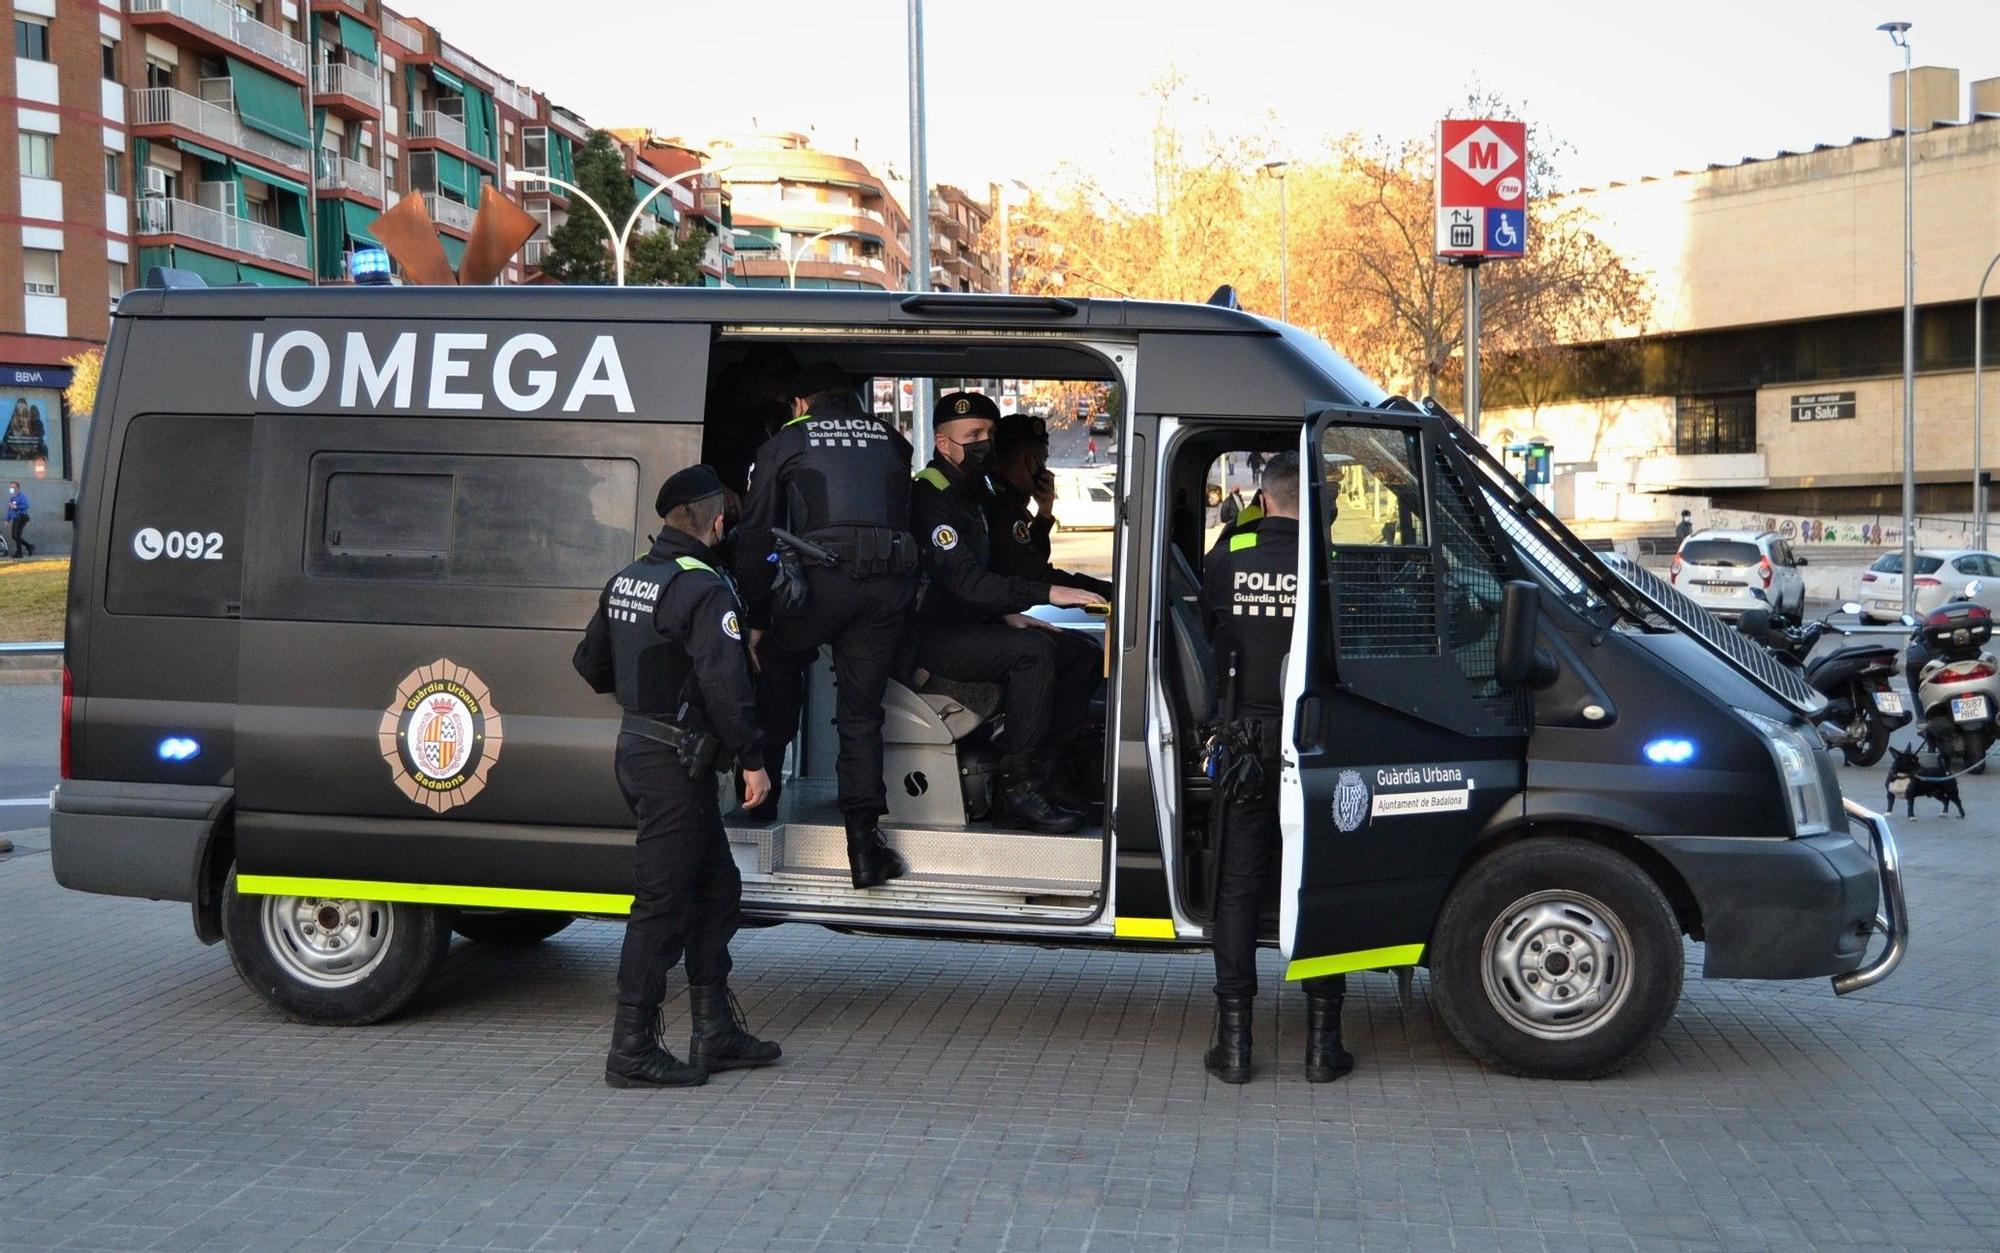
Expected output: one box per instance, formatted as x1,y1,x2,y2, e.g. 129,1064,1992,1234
791,361,853,399
994,412,1048,449
656,464,725,517
934,391,1000,425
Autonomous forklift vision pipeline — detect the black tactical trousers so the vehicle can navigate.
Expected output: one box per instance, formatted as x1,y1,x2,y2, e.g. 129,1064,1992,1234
913,622,1065,775
1047,627,1103,754
1211,755,1346,1003
613,735,741,1009
757,569,914,819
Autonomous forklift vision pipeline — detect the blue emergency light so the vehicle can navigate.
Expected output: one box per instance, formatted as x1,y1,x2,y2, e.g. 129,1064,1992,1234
350,247,394,286
1643,738,1696,765
157,736,202,762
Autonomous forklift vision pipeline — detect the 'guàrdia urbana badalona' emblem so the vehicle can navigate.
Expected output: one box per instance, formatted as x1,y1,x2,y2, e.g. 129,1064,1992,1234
379,660,503,813
1334,769,1370,833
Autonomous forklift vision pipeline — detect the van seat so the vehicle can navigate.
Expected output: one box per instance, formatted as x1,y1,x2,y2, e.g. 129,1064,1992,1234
1167,547,1214,736
882,675,995,746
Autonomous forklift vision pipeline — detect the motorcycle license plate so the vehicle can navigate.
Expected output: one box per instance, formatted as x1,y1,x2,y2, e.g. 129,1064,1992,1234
1873,690,1905,715
1951,694,1988,724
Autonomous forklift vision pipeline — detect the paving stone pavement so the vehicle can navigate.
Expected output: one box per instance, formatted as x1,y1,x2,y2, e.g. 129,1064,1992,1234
3,756,1997,1252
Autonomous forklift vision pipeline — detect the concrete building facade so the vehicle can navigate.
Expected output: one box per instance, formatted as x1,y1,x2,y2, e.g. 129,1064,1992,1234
1484,69,2000,543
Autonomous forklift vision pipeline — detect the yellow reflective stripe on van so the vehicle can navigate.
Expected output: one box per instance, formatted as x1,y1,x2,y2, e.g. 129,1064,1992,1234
236,875,632,916
916,466,950,491
1228,532,1258,552
1112,916,1176,940
1284,943,1424,981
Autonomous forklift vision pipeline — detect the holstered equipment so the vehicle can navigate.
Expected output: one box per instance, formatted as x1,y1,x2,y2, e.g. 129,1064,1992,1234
620,711,720,778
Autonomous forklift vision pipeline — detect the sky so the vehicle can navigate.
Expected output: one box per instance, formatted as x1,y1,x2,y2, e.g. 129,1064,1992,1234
399,0,2000,201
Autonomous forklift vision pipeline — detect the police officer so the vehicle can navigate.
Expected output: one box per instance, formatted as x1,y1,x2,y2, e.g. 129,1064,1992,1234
736,362,916,889
575,465,783,1089
985,412,1112,812
1198,452,1352,1084
912,393,1105,832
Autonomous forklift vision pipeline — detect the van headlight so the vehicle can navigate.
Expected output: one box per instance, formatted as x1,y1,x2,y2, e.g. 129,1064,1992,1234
1739,710,1832,837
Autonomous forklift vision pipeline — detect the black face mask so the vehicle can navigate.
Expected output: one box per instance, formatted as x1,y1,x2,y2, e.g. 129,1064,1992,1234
958,439,993,472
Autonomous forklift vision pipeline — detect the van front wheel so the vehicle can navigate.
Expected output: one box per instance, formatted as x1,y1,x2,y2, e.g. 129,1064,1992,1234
1429,838,1682,1079
220,871,451,1025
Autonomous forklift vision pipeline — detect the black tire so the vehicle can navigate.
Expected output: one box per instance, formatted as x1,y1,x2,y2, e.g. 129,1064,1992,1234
220,870,452,1026
1429,837,1683,1079
452,910,574,945
1842,691,1889,768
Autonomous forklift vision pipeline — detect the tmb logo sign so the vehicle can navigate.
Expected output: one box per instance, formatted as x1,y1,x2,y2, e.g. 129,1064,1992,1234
1436,119,1528,259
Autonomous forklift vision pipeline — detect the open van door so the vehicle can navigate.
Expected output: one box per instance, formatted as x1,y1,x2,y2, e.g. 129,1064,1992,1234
1280,406,1532,982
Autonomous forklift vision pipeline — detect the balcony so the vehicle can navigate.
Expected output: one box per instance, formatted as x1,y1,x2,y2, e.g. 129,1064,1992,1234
317,59,381,112
131,86,311,174
408,108,468,152
1627,450,1771,492
312,0,369,11
129,0,308,76
379,13,422,52
136,196,309,270
422,193,477,234
319,154,384,200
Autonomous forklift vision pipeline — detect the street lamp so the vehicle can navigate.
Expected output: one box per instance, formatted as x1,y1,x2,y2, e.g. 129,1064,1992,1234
1879,19,1917,615
781,223,854,289
1261,159,1290,322
505,162,729,286
1976,250,2000,550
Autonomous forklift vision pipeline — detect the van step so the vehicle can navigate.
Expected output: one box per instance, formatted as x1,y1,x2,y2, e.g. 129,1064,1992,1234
741,869,1097,919
756,820,1101,892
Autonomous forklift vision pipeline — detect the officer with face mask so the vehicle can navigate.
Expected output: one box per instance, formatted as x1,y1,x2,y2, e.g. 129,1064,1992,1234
1197,452,1350,1085
733,362,918,889
574,465,782,1089
911,393,1107,832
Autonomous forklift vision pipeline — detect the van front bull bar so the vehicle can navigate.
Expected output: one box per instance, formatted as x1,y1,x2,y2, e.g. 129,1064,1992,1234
1832,798,1909,995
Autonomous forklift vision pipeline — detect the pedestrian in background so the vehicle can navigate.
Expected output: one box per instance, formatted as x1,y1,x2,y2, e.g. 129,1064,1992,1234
1674,510,1693,545
1084,434,1098,465
7,482,33,558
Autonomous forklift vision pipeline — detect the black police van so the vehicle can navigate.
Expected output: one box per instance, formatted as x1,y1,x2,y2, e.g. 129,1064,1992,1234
50,283,1906,1078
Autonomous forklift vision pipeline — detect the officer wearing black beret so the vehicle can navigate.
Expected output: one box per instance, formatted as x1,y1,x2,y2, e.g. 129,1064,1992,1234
734,362,917,889
575,464,782,1088
910,392,1107,832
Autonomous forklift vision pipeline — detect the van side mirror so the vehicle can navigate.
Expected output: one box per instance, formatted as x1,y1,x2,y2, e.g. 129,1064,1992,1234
1496,580,1558,689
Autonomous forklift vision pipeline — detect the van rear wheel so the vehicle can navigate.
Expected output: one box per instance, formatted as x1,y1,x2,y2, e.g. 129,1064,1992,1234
452,910,574,945
220,870,451,1025
1429,838,1682,1079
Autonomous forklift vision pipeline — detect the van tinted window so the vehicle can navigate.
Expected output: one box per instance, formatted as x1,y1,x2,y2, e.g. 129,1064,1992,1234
305,452,638,590
106,414,251,617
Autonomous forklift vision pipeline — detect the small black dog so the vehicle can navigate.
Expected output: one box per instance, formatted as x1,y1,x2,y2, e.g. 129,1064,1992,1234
1885,745,1966,818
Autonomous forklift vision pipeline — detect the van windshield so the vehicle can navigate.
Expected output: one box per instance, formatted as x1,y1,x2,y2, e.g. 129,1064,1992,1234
1870,552,1943,575
1680,540,1762,567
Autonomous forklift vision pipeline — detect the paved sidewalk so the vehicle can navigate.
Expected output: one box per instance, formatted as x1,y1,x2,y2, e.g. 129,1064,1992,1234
3,759,1997,1251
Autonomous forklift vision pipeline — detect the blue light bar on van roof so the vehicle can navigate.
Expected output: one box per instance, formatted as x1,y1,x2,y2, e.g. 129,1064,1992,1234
1643,738,1696,766
350,247,394,286
157,736,201,762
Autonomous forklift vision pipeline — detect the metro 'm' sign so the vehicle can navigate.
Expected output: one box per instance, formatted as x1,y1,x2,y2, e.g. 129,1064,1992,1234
1435,118,1528,259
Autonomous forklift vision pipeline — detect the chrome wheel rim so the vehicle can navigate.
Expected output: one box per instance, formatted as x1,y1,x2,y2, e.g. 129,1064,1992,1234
1480,889,1633,1041
259,895,395,988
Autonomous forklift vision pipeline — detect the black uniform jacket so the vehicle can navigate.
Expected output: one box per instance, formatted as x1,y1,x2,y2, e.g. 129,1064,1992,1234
911,455,1050,625
734,392,914,629
983,479,1114,600
1199,516,1300,720
576,527,765,772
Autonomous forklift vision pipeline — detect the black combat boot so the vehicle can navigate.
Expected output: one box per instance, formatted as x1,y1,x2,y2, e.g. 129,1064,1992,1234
604,1003,707,1089
1045,766,1104,825
1000,774,1084,834
687,984,783,1072
1304,992,1355,1083
845,814,909,889
1204,995,1253,1083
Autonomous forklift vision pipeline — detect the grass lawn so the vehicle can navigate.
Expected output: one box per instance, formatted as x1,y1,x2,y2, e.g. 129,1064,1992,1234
0,559,69,642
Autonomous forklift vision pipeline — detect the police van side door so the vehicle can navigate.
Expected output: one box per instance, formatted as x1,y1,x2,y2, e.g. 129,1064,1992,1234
1280,407,1531,980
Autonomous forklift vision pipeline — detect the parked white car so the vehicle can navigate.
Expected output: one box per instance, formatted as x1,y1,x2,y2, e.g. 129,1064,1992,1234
1670,529,1808,619
1858,548,2000,622
1050,468,1117,530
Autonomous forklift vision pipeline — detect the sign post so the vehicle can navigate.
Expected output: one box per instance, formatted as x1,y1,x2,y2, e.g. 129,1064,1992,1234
1436,119,1528,437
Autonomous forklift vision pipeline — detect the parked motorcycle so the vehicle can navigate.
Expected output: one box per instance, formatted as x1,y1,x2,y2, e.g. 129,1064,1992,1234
1902,581,2000,775
1737,601,1913,766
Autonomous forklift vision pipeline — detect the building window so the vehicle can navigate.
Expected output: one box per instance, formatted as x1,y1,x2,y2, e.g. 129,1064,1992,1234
15,18,51,63
1675,393,1758,456
146,59,173,91
105,151,122,194
24,250,61,298
522,126,549,174
102,40,119,80
19,132,56,180
109,261,126,304
383,154,398,186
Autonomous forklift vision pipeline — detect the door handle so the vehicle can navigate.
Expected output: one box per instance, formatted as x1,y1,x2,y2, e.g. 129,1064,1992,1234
1293,693,1325,752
